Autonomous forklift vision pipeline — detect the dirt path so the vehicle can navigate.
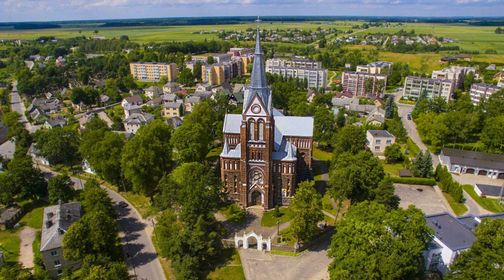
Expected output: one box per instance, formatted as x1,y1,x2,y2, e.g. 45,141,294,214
19,226,36,269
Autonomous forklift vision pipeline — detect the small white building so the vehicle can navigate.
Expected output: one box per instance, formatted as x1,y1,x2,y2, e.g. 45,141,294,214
123,112,154,134
144,86,163,100
366,130,395,155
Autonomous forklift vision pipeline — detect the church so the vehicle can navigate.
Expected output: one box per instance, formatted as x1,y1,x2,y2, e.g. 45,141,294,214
220,29,314,210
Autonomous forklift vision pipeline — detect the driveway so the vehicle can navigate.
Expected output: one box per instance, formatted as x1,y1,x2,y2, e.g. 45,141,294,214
394,184,450,215
239,233,331,280
19,226,36,269
38,166,165,280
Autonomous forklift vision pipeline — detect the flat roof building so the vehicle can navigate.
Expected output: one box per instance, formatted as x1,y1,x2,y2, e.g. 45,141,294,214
403,76,455,102
439,148,504,179
266,58,327,89
342,71,387,98
130,62,178,82
356,61,393,75
469,83,501,105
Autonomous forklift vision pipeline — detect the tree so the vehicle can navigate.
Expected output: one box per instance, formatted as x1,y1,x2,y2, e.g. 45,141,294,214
80,262,130,280
177,68,195,87
313,107,335,144
411,151,433,178
290,181,324,243
332,125,366,156
207,56,215,64
80,180,115,217
335,109,346,128
170,123,210,163
121,120,172,201
384,95,394,119
329,151,385,205
71,87,99,106
463,72,474,92
4,154,47,201
483,89,504,118
47,174,74,204
328,201,432,280
448,219,504,280
371,178,400,210
384,143,403,163
0,263,33,280
481,115,504,153
35,127,80,165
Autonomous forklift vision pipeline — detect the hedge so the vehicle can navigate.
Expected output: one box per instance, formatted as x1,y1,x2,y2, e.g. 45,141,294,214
390,176,436,186
435,165,464,203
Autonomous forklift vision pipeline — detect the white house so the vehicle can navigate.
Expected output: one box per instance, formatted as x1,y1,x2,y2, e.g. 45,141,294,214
366,130,395,155
123,112,154,134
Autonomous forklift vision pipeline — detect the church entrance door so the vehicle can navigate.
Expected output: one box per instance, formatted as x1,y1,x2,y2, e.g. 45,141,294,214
251,191,262,206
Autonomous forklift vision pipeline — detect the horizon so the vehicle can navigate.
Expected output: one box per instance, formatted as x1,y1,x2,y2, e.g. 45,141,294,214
2,0,504,23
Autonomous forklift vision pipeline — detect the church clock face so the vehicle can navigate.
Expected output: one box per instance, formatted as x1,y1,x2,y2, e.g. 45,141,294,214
251,105,261,114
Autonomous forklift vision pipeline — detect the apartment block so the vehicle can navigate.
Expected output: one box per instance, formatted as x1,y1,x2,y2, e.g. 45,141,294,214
356,61,393,75
265,58,327,89
431,66,476,89
202,59,243,86
129,62,178,82
341,71,387,98
403,76,455,101
470,83,502,105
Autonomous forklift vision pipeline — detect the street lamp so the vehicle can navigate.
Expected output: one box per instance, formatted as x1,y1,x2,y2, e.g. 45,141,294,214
276,219,280,243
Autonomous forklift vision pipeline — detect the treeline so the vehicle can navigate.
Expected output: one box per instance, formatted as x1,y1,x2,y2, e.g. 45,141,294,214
387,42,460,53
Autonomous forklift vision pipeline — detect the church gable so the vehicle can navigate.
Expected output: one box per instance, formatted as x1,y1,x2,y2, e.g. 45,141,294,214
244,93,269,117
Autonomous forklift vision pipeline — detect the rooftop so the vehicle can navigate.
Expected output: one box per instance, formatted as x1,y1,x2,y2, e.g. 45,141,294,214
426,212,476,251
441,148,504,171
368,130,394,138
40,202,82,252
475,184,503,197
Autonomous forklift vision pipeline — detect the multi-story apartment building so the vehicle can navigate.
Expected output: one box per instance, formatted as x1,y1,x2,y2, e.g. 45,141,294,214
129,62,178,82
403,76,455,101
202,59,243,86
469,83,502,105
431,66,476,89
265,58,327,89
341,71,387,98
356,61,393,75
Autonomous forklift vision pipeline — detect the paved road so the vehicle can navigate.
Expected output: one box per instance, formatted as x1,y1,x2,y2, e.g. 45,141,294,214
9,81,41,133
39,167,165,280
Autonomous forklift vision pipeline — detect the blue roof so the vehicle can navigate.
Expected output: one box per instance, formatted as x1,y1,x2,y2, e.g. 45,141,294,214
426,213,476,251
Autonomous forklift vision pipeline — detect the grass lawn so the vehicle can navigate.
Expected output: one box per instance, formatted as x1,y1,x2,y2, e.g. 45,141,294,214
382,161,404,177
442,192,468,216
0,229,21,263
208,249,245,280
261,207,293,227
271,250,301,257
20,201,49,229
313,147,332,161
321,193,337,217
462,185,504,213
406,138,421,158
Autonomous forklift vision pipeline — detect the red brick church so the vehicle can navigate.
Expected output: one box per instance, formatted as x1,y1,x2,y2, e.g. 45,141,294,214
220,29,314,210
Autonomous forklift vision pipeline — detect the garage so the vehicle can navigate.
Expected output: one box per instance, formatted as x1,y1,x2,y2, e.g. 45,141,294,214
466,168,475,174
478,170,488,176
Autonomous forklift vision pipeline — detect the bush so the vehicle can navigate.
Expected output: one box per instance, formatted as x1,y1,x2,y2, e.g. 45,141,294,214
435,165,464,203
390,177,436,186
384,143,404,163
222,203,245,223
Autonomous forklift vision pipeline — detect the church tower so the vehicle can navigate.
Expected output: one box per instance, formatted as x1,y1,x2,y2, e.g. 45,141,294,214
239,28,275,209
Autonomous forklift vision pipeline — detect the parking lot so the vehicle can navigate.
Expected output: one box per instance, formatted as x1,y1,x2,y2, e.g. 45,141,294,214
394,184,450,215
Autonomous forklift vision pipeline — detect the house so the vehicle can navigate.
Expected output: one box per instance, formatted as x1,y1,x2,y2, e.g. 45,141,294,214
162,93,178,103
341,71,387,98
81,159,96,175
184,95,202,113
123,112,154,134
44,116,67,129
366,108,386,126
99,94,111,105
78,112,96,130
473,184,503,199
166,116,183,129
0,139,15,161
366,130,395,155
40,202,82,278
356,61,393,75
162,82,180,94
438,148,504,179
161,102,183,119
28,98,61,115
121,95,144,118
469,83,501,105
0,206,23,230
28,143,50,166
144,86,163,100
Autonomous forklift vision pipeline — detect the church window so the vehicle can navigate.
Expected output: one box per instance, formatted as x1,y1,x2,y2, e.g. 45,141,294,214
258,121,264,141
233,176,237,193
249,120,255,141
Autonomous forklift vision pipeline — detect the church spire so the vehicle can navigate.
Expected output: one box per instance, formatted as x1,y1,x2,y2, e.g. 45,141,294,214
250,28,267,89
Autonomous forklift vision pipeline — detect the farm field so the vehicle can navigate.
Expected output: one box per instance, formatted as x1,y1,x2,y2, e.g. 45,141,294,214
0,21,355,43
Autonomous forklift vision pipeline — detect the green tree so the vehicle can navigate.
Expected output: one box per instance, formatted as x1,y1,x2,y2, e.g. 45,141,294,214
121,120,172,201
47,174,74,204
177,68,195,87
481,115,504,153
313,107,335,144
4,153,47,201
80,180,115,217
384,143,403,163
463,72,474,92
483,89,504,118
290,181,324,243
448,219,504,280
170,123,210,163
35,127,80,165
0,263,33,280
332,125,366,156
411,151,433,178
335,109,346,128
328,201,432,280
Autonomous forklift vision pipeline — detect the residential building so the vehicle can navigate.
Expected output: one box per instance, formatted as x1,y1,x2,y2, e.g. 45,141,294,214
341,71,387,98
366,130,395,155
431,66,476,89
266,58,327,89
469,83,502,105
0,206,23,230
162,82,180,94
220,30,314,209
202,59,243,86
439,148,504,179
403,76,455,101
129,62,178,82
161,102,183,119
28,143,50,166
123,112,154,134
121,95,143,118
473,184,503,199
356,61,393,75
144,86,163,100
40,202,82,278
28,97,61,115
184,95,202,113
44,116,67,129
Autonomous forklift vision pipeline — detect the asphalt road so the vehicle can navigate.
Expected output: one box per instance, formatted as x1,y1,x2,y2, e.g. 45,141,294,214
9,81,41,133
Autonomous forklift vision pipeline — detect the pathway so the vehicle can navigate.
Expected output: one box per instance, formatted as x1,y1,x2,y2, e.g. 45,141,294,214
462,191,492,216
19,226,36,269
9,81,41,133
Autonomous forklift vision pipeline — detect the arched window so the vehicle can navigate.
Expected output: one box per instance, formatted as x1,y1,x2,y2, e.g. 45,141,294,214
248,120,255,141
258,120,264,141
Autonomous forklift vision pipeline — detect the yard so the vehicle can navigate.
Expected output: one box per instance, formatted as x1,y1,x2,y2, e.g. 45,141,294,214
0,229,21,263
208,249,245,280
261,207,293,227
442,192,468,216
462,185,504,213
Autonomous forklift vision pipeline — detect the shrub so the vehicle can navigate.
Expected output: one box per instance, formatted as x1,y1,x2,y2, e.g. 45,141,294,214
222,203,245,223
435,165,464,202
390,177,436,186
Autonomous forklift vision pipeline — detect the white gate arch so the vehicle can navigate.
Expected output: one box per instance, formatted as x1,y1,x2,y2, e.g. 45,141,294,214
234,231,271,252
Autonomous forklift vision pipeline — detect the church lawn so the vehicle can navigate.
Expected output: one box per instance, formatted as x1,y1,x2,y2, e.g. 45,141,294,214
208,249,245,280
0,229,21,263
442,192,468,216
313,147,332,161
261,207,293,227
462,185,504,213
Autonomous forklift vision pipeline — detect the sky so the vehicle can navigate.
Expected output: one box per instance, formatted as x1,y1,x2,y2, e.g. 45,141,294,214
1,0,504,22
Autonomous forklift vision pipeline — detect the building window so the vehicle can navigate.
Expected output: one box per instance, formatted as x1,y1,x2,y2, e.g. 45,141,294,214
375,146,380,151
50,250,58,257
249,120,255,141
54,260,61,267
386,139,392,144
375,139,381,144
258,121,264,141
